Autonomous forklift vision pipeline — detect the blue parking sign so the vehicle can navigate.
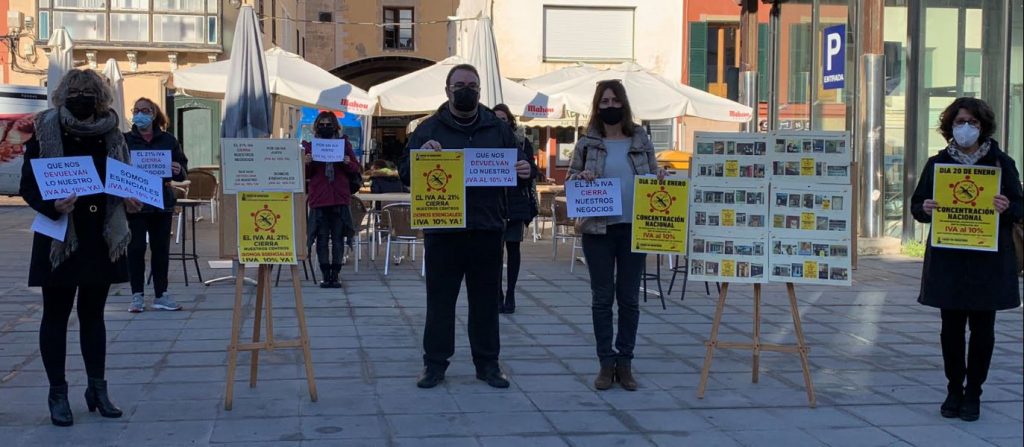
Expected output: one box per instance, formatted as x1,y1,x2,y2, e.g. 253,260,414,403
822,24,845,90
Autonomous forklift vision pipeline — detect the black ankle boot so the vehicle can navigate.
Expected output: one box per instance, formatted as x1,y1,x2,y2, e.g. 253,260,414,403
319,263,332,288
940,387,963,418
503,290,516,313
959,389,981,422
84,378,122,418
48,383,73,427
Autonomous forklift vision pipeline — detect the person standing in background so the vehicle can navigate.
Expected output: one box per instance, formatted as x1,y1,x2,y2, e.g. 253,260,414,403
125,98,188,313
303,111,361,288
20,69,143,426
568,80,665,392
910,97,1023,422
492,103,539,314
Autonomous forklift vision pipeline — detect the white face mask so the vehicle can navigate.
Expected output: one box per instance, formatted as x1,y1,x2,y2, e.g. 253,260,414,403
953,123,980,147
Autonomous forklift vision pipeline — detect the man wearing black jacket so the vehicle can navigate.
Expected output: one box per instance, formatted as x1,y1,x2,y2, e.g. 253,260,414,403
400,64,533,389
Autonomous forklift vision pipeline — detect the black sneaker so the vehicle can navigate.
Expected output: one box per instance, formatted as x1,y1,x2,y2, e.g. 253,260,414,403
416,368,445,389
476,367,510,389
940,390,963,418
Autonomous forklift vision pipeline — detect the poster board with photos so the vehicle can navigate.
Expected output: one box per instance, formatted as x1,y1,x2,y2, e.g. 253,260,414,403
769,183,852,239
688,235,768,284
692,132,769,183
690,182,769,238
768,236,852,286
769,131,852,184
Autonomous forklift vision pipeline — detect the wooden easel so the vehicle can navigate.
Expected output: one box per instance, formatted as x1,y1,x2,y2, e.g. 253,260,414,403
697,282,816,407
224,262,318,410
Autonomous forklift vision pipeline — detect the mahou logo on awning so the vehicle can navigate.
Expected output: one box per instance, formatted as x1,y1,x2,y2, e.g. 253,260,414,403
340,98,371,112
527,104,555,116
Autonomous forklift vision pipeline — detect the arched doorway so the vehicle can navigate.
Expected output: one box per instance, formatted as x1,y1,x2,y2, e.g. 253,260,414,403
331,56,436,163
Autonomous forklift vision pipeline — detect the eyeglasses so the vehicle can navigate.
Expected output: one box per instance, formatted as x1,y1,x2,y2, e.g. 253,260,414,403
954,118,981,128
132,107,153,115
449,83,480,91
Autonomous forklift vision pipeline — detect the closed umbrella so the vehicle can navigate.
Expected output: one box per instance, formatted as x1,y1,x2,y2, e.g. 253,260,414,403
221,5,272,138
454,0,503,107
46,28,74,107
101,59,129,132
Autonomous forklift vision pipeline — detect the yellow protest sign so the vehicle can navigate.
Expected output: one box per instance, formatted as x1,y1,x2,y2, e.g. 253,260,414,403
237,192,297,264
932,164,1000,251
800,158,815,176
724,160,740,177
721,209,736,227
631,177,688,254
800,212,816,230
721,260,736,277
411,150,466,229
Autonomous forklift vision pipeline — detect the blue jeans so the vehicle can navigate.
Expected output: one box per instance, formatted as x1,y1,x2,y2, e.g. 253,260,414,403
582,224,646,368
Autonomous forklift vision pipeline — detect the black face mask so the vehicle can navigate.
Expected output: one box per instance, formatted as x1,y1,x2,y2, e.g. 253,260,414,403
315,125,335,138
451,88,479,113
599,106,624,126
64,95,96,120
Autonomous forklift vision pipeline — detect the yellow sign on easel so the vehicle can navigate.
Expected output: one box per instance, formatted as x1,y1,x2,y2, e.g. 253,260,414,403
411,150,466,229
932,163,1000,251
631,177,688,254
237,192,296,264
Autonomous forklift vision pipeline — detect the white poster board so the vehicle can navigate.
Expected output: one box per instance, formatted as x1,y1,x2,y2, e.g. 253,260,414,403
769,131,852,184
221,138,304,193
688,235,768,284
565,179,622,218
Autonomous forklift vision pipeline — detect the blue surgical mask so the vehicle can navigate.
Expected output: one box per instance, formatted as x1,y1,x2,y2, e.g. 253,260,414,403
132,113,154,129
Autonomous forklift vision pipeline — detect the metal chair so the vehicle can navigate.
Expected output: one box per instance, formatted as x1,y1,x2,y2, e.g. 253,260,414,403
552,199,583,272
349,197,371,272
381,203,424,276
186,170,218,223
533,190,555,241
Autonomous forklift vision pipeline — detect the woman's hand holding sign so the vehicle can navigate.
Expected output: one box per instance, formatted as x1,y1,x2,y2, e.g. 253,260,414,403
421,140,443,152
125,198,143,213
54,193,77,214
993,194,1009,214
516,160,531,179
574,170,596,182
923,199,938,215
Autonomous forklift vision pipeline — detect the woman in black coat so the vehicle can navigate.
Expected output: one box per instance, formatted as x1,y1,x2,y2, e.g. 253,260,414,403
493,104,539,314
910,97,1023,422
20,69,142,426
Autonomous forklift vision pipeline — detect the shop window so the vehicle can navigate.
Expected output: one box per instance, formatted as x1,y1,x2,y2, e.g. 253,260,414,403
787,23,813,104
37,0,220,46
544,7,634,62
383,7,414,50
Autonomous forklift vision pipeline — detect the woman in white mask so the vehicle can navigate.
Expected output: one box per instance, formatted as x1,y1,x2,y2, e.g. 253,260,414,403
910,97,1022,422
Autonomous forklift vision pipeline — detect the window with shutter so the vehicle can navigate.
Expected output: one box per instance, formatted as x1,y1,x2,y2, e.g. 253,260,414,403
758,23,769,103
688,22,709,91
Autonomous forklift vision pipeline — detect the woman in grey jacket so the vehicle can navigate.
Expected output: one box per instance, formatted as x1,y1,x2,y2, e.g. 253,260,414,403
568,80,665,391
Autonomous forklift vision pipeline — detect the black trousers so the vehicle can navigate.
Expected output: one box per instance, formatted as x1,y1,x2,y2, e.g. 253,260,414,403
422,230,503,371
582,224,646,368
40,285,111,386
940,309,997,396
314,206,346,266
128,212,173,297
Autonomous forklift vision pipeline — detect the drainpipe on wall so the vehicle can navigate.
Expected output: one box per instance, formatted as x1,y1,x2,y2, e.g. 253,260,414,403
857,0,886,239
739,0,759,133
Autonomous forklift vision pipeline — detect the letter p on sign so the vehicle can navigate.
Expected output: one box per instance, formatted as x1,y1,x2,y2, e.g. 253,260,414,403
822,24,845,90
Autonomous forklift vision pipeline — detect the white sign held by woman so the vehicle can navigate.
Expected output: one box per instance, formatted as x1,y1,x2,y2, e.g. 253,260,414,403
311,138,346,162
29,156,104,200
566,178,622,218
131,150,172,177
104,157,165,208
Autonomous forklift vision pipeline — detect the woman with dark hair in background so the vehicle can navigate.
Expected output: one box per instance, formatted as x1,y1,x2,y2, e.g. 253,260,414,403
568,80,665,391
911,97,1022,422
125,97,188,313
492,103,538,314
20,69,143,426
302,111,361,288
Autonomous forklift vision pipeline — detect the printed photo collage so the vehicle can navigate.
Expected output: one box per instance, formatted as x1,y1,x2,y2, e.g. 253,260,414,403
688,235,768,284
769,236,852,286
690,183,769,237
689,131,853,286
769,131,853,184
693,135,769,181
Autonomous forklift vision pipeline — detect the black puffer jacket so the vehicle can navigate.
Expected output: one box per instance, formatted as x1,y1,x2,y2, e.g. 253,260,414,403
911,140,1023,311
506,133,539,222
400,104,519,233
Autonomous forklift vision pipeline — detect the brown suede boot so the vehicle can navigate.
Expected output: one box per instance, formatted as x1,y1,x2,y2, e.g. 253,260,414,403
594,366,615,390
615,363,638,391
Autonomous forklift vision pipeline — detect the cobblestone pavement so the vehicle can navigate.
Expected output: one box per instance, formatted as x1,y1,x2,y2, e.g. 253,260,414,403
0,202,1021,446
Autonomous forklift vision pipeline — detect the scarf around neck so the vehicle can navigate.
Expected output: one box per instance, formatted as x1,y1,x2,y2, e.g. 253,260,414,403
35,107,132,268
947,139,991,166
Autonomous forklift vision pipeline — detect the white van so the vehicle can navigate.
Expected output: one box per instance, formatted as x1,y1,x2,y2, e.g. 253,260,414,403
0,85,48,196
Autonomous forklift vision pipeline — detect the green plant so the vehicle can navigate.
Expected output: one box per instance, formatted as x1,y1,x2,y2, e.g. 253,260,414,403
901,240,926,258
